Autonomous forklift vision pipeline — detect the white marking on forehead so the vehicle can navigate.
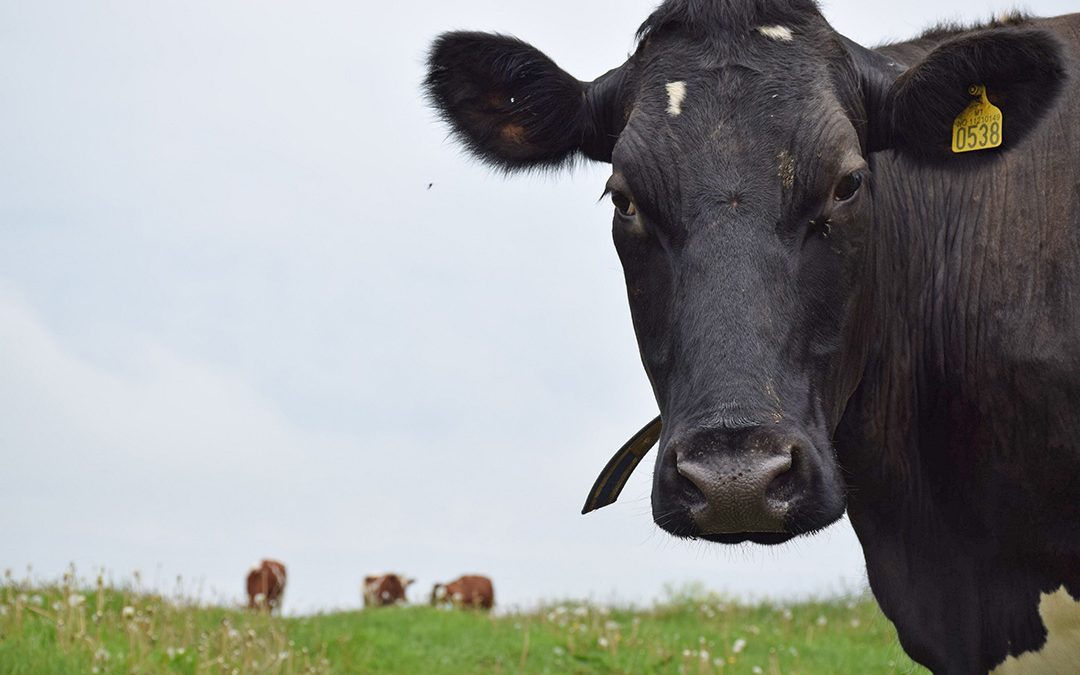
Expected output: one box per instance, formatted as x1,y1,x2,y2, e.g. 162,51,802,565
665,81,687,117
757,25,794,41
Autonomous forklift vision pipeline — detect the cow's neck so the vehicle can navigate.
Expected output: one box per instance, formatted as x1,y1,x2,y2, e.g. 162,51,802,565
834,138,1080,672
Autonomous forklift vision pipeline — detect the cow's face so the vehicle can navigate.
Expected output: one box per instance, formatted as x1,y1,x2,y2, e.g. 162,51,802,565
607,26,867,542
426,1,1064,543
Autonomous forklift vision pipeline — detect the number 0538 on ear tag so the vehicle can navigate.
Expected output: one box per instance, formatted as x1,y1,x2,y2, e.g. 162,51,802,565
952,85,1003,153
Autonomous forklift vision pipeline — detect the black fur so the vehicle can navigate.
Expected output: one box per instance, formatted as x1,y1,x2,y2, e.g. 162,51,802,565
636,0,820,40
917,11,1031,42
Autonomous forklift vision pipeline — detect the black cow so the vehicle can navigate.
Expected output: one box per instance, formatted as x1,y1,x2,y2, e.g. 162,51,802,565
426,1,1080,672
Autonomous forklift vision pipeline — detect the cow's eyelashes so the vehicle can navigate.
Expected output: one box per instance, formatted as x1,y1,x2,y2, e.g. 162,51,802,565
833,171,863,202
610,190,638,217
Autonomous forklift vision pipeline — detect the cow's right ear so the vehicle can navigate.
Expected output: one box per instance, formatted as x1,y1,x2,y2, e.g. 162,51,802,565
425,32,627,171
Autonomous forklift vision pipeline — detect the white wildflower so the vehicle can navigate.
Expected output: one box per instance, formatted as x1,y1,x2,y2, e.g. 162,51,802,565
850,618,861,628
604,620,620,632
94,647,110,662
573,606,588,617
732,638,747,654
552,646,565,656
816,614,828,626
30,594,43,606
598,636,609,648
752,667,764,674
781,608,793,621
52,602,63,612
68,594,85,607
122,606,135,619
682,649,692,658
700,650,710,661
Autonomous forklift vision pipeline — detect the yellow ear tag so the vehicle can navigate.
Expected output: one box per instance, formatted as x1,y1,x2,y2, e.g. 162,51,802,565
951,85,1003,153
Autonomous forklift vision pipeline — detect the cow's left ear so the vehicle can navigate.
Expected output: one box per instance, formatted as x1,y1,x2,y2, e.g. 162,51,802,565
425,32,628,171
869,28,1067,161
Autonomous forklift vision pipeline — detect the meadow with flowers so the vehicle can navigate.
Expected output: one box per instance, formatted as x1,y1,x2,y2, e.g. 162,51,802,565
0,567,924,674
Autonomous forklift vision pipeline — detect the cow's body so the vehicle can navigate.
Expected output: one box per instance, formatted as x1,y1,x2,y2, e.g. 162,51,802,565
839,16,1080,671
426,2,1080,671
246,559,287,612
431,575,495,610
363,573,413,607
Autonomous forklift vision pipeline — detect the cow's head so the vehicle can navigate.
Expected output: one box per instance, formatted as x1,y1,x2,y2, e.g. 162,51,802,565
425,0,1065,544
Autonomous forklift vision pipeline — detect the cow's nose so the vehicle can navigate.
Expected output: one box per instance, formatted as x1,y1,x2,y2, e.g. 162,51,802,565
654,427,807,535
675,445,794,533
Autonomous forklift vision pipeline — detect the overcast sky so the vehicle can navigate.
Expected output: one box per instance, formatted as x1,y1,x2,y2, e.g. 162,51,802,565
2,0,1074,613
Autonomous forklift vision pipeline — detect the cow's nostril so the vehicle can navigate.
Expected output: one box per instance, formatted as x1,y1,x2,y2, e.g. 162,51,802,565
766,444,799,503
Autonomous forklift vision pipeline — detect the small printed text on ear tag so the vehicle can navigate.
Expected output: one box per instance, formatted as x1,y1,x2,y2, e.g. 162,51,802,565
951,85,1003,153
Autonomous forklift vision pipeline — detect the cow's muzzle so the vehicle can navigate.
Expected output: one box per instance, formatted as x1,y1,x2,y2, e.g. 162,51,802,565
652,425,831,544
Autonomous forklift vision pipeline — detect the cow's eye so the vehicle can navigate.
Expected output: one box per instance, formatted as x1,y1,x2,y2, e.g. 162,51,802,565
833,172,863,201
611,191,638,217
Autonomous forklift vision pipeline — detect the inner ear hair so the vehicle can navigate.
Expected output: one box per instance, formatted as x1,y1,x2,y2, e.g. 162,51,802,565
425,32,590,171
887,28,1066,163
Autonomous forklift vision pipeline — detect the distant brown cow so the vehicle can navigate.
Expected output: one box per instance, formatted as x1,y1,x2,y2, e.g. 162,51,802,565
430,575,494,610
363,573,413,607
246,559,286,612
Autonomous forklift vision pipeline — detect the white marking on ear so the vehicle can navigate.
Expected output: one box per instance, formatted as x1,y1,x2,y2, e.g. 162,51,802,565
757,25,794,41
991,588,1080,674
665,81,687,117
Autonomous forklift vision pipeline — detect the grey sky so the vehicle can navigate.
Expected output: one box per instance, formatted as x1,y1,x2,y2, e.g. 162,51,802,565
1,0,1074,613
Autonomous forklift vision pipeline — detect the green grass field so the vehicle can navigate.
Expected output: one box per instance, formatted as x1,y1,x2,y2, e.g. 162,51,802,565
0,570,925,674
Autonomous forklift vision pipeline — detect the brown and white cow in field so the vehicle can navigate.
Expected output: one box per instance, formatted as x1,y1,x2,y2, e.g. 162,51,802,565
430,575,495,610
363,573,414,607
246,559,286,612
